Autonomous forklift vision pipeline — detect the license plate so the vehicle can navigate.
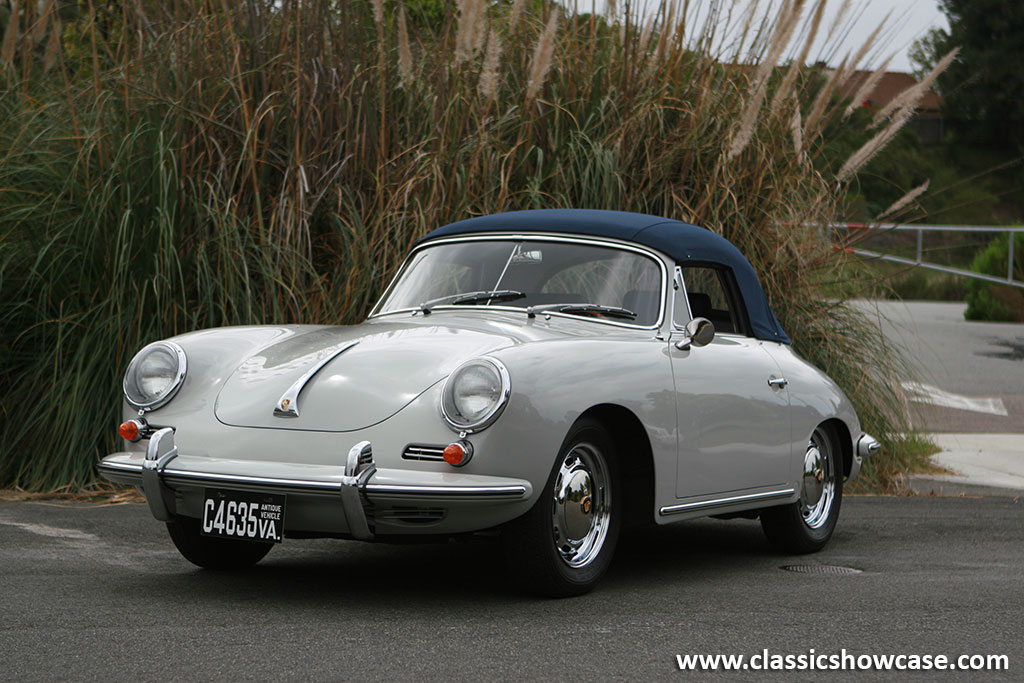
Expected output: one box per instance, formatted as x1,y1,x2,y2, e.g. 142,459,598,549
201,489,285,543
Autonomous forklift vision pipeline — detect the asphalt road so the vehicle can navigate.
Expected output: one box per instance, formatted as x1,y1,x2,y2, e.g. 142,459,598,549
2,496,1021,682
853,300,1024,433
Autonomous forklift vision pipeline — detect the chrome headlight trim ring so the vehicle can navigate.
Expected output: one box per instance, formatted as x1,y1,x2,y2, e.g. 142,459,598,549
122,341,188,411
440,357,511,434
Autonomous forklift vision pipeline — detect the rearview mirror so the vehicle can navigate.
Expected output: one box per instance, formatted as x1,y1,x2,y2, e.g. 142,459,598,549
675,317,715,350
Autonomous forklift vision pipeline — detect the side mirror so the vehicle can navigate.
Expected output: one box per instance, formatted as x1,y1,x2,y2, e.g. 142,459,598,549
675,317,715,350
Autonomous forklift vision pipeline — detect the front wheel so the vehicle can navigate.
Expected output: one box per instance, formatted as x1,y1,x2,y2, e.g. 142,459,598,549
501,418,621,597
166,516,273,569
760,424,843,554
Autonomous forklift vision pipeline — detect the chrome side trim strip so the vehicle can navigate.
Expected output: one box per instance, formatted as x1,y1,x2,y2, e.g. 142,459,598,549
659,488,795,516
274,340,359,418
364,483,528,498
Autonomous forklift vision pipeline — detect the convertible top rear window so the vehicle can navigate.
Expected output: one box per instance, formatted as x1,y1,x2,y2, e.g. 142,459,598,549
376,238,664,326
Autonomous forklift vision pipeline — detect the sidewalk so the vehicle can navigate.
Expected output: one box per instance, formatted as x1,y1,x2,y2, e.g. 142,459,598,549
907,434,1024,498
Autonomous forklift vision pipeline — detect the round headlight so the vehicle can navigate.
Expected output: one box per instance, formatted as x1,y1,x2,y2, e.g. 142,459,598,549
440,358,510,432
123,341,187,410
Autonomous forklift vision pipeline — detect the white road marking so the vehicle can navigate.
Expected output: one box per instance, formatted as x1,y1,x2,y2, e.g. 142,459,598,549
0,518,100,541
902,381,1009,417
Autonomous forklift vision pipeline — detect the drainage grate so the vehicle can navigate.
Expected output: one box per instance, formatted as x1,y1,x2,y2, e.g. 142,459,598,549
781,564,863,575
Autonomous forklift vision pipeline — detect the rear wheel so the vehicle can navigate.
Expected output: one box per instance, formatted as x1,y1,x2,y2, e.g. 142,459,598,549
501,418,620,597
760,424,843,554
166,516,273,569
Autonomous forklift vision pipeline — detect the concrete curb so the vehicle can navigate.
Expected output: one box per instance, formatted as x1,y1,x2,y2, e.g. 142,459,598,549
905,474,1023,499
911,433,1024,497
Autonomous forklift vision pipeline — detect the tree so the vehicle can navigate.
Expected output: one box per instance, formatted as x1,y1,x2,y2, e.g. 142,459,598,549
911,0,1024,150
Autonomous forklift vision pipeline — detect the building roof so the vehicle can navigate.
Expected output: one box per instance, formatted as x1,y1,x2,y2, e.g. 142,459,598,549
840,71,943,112
420,209,790,344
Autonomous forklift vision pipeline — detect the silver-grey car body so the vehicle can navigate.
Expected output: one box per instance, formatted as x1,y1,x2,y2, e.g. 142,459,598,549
100,209,878,595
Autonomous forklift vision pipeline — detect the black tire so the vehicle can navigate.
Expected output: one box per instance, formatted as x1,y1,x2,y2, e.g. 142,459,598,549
760,424,843,554
166,516,273,569
501,417,621,598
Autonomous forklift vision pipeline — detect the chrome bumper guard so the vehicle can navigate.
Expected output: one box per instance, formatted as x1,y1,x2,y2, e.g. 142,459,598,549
341,441,375,540
849,433,881,482
141,428,179,522
99,432,530,540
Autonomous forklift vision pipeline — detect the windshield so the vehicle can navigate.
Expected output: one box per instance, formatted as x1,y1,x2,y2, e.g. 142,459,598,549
375,239,664,326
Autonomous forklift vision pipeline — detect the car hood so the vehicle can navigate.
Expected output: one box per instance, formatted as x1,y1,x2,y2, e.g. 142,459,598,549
214,315,538,432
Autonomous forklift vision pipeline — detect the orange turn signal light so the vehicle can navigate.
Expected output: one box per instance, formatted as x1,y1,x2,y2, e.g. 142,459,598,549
118,420,141,442
442,441,473,467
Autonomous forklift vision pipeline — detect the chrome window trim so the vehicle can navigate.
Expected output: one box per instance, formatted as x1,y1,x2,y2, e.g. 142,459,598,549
671,265,694,329
439,356,512,434
369,233,670,331
671,265,752,340
123,341,188,412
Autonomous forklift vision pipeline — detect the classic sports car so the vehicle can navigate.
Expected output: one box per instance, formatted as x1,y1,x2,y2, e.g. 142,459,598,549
100,209,879,596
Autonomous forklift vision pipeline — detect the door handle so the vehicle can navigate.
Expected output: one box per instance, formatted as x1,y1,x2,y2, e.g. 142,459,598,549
767,377,788,388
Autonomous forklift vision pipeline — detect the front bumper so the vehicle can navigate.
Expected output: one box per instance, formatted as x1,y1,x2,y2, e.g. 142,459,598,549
99,428,533,539
848,433,881,482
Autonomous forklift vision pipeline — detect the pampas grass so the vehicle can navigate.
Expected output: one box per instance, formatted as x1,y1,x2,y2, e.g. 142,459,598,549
872,47,959,127
843,55,892,119
729,0,803,159
0,0,931,491
478,29,502,101
878,179,930,219
1,2,17,66
526,8,558,103
455,0,486,64
398,6,413,87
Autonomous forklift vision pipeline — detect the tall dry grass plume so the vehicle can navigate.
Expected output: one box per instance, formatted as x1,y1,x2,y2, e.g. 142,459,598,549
398,6,413,87
526,9,558,103
0,0,933,491
729,0,803,159
770,0,827,114
479,29,502,101
455,0,487,64
1,2,17,66
508,0,527,33
878,179,930,219
843,55,893,119
872,47,959,126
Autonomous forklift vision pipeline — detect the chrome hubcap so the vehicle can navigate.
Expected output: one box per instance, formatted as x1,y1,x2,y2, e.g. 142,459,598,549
800,428,835,529
551,443,610,568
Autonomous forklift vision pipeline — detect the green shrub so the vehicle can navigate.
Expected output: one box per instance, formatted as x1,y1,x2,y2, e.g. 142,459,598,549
965,233,1024,322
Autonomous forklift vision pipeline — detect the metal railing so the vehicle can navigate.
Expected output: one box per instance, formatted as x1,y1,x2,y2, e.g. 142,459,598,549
836,223,1024,290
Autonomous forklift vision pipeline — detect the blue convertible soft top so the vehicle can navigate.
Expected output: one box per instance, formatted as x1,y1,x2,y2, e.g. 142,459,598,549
420,209,790,344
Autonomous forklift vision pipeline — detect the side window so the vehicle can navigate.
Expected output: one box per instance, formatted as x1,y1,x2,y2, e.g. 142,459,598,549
674,266,744,335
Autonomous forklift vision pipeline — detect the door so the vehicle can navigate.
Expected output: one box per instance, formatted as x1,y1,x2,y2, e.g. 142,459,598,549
669,266,793,498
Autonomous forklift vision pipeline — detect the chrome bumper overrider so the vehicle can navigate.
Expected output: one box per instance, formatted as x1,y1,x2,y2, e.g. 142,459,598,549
849,433,881,482
98,430,531,540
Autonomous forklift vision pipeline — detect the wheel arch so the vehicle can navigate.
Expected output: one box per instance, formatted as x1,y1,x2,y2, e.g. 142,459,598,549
579,403,656,529
821,417,854,479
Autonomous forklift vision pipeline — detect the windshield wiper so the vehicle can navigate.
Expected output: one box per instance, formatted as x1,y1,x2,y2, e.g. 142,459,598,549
528,303,637,320
419,290,526,314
